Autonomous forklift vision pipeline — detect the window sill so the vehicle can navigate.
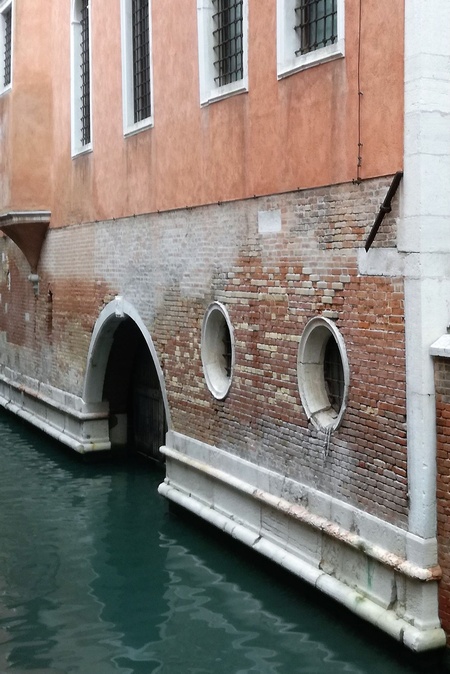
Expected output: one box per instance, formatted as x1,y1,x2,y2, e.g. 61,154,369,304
431,335,450,359
277,40,345,80
200,77,248,107
71,143,93,159
123,117,154,138
0,83,11,96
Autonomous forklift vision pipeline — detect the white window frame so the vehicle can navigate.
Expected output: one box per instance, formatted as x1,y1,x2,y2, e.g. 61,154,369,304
201,302,235,400
121,0,154,136
0,0,12,95
71,0,93,157
197,0,248,107
297,316,349,431
277,0,345,80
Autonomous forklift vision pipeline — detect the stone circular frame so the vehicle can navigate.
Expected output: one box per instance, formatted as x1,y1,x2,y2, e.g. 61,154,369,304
201,302,235,400
297,316,349,430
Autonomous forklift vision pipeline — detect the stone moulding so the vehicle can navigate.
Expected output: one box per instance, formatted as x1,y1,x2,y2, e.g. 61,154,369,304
0,210,51,272
0,369,110,453
159,431,446,652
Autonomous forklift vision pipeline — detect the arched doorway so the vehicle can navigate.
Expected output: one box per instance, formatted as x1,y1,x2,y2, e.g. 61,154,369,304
83,297,170,460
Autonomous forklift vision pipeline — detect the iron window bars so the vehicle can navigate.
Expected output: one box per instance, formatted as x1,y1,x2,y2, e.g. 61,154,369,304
132,0,151,123
222,328,232,378
323,335,344,413
295,0,337,56
3,4,11,88
79,0,90,145
212,0,243,87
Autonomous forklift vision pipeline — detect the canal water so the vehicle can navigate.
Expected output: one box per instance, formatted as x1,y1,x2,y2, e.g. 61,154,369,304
0,411,449,674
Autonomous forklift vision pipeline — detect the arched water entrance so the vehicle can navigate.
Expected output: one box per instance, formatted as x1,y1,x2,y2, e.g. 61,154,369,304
83,297,170,460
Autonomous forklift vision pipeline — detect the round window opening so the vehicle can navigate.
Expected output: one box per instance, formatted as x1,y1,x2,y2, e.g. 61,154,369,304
297,317,349,430
201,302,234,400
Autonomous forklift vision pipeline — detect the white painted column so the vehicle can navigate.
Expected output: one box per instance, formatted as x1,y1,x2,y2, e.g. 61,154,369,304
400,1,450,540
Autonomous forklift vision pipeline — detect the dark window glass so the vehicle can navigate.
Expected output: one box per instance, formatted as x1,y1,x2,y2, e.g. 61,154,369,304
3,5,11,87
295,0,337,56
80,0,90,145
222,325,232,378
323,335,344,413
212,0,243,87
132,0,151,122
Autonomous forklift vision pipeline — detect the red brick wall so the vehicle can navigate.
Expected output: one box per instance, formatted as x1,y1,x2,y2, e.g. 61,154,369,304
153,178,407,526
435,356,450,641
0,176,408,527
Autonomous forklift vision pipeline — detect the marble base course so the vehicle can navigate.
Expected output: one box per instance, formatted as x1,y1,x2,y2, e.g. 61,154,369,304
159,431,446,652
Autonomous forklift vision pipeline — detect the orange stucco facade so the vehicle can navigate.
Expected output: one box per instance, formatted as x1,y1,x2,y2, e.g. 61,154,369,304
0,0,404,228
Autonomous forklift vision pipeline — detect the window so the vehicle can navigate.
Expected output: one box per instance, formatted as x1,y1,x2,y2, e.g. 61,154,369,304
297,316,349,430
71,0,92,155
0,0,12,93
295,0,337,55
277,0,344,79
197,0,248,106
212,0,243,87
121,0,153,135
323,335,345,413
201,302,235,399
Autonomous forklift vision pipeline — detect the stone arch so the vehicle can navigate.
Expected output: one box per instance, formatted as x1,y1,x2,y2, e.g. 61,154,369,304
83,296,171,458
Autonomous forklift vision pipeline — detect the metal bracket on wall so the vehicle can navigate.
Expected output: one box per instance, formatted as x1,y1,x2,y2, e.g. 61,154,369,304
364,172,403,252
28,274,40,296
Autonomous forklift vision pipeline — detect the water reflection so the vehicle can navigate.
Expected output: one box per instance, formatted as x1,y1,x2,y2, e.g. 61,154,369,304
138,534,363,674
0,412,448,673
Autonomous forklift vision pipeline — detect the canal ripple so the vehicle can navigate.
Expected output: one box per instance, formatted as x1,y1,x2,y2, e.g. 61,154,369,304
0,411,448,673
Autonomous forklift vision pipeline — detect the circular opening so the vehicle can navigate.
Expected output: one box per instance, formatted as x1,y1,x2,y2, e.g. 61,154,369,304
201,302,235,400
297,317,349,430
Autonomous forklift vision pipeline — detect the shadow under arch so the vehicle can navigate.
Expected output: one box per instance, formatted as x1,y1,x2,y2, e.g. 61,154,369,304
83,296,171,459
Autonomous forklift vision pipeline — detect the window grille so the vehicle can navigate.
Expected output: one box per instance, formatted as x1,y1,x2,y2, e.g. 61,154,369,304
323,335,344,413
212,0,243,87
3,5,11,88
132,0,151,122
80,0,90,146
295,0,337,56
222,329,232,378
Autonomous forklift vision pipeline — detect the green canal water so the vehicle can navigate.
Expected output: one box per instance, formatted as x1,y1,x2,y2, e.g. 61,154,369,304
0,411,449,674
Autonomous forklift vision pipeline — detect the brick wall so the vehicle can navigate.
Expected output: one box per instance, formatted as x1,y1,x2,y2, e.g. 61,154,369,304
435,356,450,642
0,176,408,526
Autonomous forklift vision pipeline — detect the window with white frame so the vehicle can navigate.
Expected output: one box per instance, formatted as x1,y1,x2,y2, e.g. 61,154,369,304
121,0,153,135
297,316,349,431
201,302,235,400
71,0,92,155
277,0,344,79
0,0,12,94
197,0,248,106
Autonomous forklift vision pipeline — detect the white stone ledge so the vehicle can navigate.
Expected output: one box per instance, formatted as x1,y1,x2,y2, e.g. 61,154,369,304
0,372,108,420
0,370,110,453
161,445,438,582
165,432,411,557
159,432,445,651
159,480,445,652
430,334,450,358
357,248,405,277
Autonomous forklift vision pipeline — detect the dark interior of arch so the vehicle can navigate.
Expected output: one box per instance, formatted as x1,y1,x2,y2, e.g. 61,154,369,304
102,318,166,461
